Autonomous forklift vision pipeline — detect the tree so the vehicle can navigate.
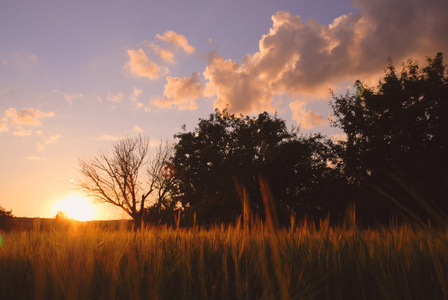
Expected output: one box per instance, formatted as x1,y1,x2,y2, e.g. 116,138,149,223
331,52,448,223
54,210,70,220
77,135,175,227
171,110,347,225
0,206,14,231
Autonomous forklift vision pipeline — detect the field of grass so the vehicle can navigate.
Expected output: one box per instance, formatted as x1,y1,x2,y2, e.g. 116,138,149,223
0,216,447,300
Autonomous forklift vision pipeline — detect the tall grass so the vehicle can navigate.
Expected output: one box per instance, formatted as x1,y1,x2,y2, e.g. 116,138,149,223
0,217,447,299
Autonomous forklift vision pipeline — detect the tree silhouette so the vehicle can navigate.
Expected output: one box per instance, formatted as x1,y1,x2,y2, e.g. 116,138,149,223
171,110,347,224
0,206,14,231
54,210,70,220
331,52,448,223
77,135,175,227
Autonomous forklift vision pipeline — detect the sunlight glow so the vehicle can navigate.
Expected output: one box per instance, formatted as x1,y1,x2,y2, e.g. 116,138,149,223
52,193,97,221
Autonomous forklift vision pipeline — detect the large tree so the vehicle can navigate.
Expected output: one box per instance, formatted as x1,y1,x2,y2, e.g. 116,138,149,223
77,135,175,226
171,110,347,224
331,52,448,222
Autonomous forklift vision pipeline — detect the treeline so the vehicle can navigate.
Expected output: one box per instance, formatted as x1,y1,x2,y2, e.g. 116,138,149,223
160,52,448,227
75,53,448,228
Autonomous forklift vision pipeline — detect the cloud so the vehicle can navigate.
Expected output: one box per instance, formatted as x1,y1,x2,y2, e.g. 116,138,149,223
44,134,63,144
133,125,144,133
0,122,8,132
203,53,274,114
13,126,33,136
1,88,15,96
151,72,203,110
36,134,63,151
151,44,175,63
149,139,162,147
97,135,122,141
203,1,448,127
289,101,326,129
330,133,347,142
5,108,55,126
28,54,38,63
12,51,39,65
131,87,142,101
64,93,83,105
156,31,196,54
36,142,45,152
125,49,166,80
107,92,123,103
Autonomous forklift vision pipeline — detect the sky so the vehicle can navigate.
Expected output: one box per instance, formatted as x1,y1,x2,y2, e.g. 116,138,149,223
1,0,447,220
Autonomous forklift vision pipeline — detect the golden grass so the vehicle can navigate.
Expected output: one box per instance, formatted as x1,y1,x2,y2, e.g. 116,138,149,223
0,218,447,300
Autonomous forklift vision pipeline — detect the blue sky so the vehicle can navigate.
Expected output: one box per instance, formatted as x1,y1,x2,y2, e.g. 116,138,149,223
1,0,447,219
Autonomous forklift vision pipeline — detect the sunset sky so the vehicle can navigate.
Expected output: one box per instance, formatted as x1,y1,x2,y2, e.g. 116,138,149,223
1,0,447,220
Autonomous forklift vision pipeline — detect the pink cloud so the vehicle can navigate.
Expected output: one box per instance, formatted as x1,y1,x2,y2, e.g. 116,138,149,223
289,101,326,129
5,108,55,126
202,0,448,128
125,49,167,80
156,31,195,54
151,72,203,110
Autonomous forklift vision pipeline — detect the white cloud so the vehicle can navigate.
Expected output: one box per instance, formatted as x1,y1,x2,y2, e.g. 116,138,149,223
125,49,167,80
156,31,196,54
151,72,203,110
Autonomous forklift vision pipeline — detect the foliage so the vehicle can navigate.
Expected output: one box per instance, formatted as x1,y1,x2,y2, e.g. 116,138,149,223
0,206,14,231
331,52,448,223
77,135,175,226
0,219,448,299
172,110,348,225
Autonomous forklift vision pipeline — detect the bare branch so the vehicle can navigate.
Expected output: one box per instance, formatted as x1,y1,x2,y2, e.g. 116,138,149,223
76,134,173,224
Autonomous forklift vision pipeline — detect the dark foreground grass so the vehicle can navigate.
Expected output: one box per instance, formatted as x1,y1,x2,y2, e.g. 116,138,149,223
0,217,447,300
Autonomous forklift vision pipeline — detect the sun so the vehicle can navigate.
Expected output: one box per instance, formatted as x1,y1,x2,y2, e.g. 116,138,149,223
52,193,97,221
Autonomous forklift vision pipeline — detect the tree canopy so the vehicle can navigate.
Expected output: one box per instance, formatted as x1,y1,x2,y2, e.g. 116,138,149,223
171,110,348,224
331,52,448,223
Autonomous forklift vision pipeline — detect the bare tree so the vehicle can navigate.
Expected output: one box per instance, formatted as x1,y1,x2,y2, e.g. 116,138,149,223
77,135,174,227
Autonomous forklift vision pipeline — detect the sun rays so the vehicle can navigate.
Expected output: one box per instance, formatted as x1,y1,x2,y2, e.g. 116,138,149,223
52,193,97,221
